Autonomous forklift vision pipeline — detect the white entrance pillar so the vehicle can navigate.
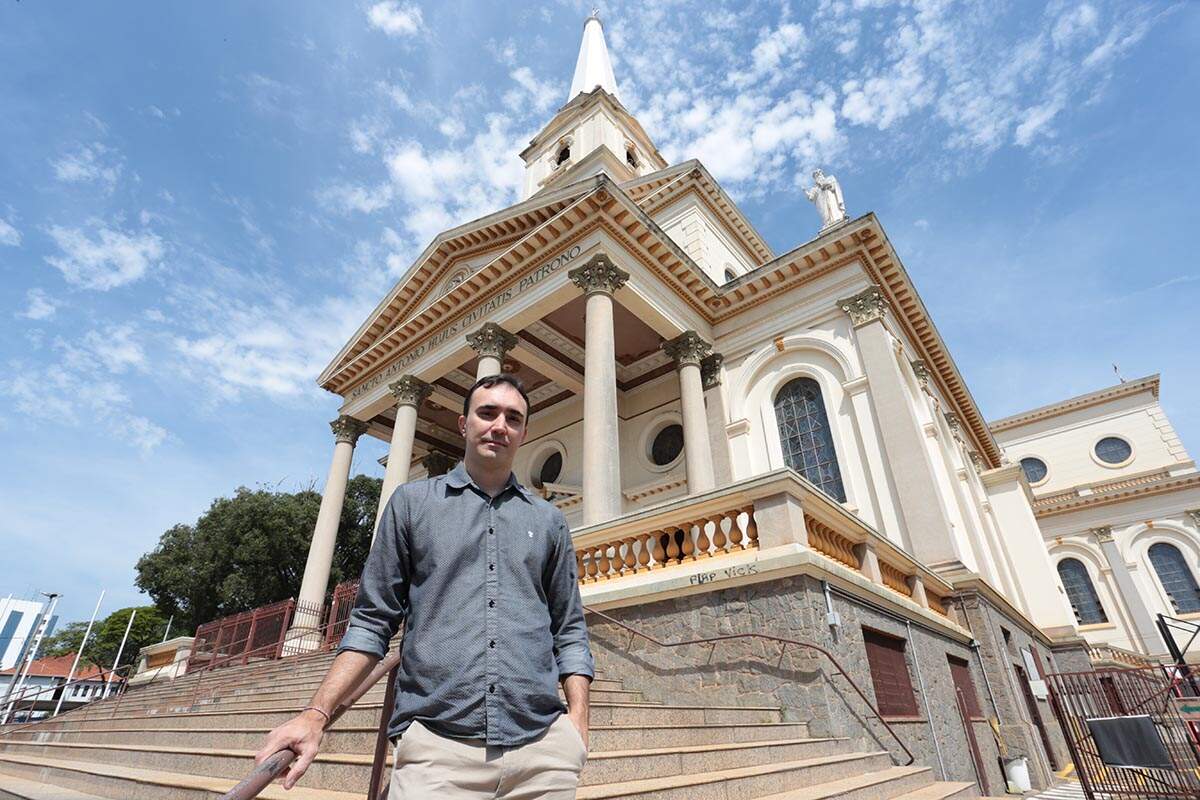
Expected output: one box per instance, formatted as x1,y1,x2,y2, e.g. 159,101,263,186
569,254,628,525
293,415,367,641
375,376,432,529
663,331,716,494
467,322,518,381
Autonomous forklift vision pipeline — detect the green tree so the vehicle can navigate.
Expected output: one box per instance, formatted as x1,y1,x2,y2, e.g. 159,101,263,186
88,606,169,673
135,477,381,631
39,621,93,661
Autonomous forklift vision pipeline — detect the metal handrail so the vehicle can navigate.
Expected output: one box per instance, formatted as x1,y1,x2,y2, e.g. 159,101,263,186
582,605,916,766
0,661,133,729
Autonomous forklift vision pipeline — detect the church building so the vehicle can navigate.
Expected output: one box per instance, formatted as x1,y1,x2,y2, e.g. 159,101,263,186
291,14,1200,794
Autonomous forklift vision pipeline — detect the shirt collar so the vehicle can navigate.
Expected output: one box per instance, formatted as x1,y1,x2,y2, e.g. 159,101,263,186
445,461,533,503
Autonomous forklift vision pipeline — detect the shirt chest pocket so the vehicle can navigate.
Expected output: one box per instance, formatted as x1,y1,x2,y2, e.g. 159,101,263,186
504,527,549,575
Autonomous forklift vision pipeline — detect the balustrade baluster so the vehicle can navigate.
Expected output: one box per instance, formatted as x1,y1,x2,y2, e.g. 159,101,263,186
665,528,682,564
597,544,611,581
651,530,667,568
576,550,585,583
621,537,637,576
741,506,759,549
636,533,652,571
711,514,728,554
680,523,697,561
729,512,747,550
695,518,712,558
585,548,599,582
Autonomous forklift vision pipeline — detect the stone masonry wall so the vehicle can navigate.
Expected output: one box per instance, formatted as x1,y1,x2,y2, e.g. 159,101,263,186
587,573,1008,794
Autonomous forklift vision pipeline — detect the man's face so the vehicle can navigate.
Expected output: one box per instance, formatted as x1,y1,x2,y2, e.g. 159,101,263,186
459,382,529,470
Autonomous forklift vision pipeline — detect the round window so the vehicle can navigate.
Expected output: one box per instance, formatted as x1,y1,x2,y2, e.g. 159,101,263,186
1094,437,1132,465
532,451,563,489
1020,457,1047,484
650,424,684,466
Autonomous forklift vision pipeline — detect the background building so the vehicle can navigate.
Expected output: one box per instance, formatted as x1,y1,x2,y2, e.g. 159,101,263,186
0,598,54,672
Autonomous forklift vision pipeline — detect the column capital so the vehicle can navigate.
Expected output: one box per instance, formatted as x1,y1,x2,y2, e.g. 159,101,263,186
389,375,432,408
1091,525,1115,543
568,253,629,296
330,415,368,445
944,411,962,440
466,322,518,361
836,285,889,327
1186,509,1200,529
911,359,931,391
422,450,458,477
662,330,713,369
968,450,985,475
700,353,724,390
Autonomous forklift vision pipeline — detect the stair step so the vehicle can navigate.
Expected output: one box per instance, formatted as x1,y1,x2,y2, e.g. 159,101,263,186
890,781,978,800
755,765,939,799
0,772,108,800
0,753,358,800
576,751,893,800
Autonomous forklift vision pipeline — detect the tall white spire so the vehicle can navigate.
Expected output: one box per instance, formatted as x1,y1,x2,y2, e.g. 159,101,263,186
568,12,619,102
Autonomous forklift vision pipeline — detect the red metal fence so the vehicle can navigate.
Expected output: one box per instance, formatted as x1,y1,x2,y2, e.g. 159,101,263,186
1046,665,1200,799
324,580,360,650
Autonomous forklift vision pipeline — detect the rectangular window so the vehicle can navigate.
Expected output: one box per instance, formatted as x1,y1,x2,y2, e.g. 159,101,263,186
947,655,983,718
862,628,919,717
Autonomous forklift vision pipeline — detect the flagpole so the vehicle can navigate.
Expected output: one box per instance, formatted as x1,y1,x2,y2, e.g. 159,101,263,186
53,589,104,717
103,609,136,699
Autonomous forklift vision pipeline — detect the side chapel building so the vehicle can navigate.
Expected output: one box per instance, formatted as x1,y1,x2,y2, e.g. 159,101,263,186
293,15,1200,792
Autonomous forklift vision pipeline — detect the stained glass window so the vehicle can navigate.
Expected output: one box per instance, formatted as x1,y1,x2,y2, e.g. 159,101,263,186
1020,457,1048,484
773,377,846,502
1056,558,1108,625
1149,543,1200,614
1095,437,1132,465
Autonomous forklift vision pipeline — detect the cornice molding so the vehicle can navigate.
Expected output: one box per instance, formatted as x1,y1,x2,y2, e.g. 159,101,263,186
990,374,1161,433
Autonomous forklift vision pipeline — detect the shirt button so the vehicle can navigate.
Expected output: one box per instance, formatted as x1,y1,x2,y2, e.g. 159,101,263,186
489,563,494,571
489,640,495,648
488,527,494,535
489,685,496,694
488,600,495,608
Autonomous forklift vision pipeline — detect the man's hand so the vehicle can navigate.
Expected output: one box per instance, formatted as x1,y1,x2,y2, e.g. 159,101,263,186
254,709,326,790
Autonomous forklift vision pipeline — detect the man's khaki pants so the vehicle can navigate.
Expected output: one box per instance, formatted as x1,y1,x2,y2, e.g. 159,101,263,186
389,715,588,799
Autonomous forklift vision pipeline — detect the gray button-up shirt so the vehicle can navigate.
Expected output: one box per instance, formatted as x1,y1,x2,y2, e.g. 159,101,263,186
337,462,594,746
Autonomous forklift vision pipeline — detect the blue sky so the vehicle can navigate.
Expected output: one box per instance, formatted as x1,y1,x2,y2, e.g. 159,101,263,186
1,1,1196,624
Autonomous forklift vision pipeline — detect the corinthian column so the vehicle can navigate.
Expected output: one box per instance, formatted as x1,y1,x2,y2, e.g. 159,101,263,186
467,323,518,380
663,331,716,494
375,375,432,529
569,254,628,525
292,415,367,646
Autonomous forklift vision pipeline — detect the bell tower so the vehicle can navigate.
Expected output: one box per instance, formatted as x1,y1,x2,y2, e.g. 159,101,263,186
519,13,667,199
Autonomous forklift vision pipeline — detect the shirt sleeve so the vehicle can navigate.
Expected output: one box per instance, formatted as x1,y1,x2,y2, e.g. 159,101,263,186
544,509,595,681
337,486,411,660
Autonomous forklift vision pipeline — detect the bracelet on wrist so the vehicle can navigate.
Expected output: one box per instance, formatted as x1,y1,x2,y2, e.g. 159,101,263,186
301,705,331,724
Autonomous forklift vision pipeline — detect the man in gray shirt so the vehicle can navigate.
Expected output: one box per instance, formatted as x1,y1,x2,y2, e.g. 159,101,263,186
256,374,594,798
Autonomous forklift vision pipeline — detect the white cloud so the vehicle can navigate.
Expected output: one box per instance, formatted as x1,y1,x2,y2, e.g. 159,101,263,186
729,23,808,88
377,81,416,112
367,1,424,37
1,324,166,453
50,144,122,190
0,216,21,246
507,67,559,113
317,182,395,215
17,289,58,321
146,105,167,119
44,223,165,290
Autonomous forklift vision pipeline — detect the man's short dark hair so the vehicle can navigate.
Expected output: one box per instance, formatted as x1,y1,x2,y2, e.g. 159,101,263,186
462,373,531,423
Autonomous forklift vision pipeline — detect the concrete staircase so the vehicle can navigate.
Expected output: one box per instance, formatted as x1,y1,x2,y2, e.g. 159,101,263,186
0,649,976,799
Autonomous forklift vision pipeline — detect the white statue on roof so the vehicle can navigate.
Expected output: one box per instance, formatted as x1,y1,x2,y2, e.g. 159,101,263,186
805,169,847,230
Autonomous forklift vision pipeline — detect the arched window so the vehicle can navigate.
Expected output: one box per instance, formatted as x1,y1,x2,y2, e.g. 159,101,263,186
1057,558,1108,625
1149,543,1200,614
774,377,846,502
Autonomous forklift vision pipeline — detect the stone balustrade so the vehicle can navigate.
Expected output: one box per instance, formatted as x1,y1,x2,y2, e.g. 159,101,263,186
1087,644,1159,669
570,468,957,621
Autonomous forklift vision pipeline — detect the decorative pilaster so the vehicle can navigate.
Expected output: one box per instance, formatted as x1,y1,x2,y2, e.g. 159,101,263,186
422,451,457,477
467,323,518,380
837,285,888,327
569,253,627,525
700,353,724,390
1092,524,1163,652
568,253,629,296
663,331,716,495
375,375,432,529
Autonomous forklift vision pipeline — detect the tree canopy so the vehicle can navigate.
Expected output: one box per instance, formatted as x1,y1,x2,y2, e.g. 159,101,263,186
38,606,168,672
135,475,381,632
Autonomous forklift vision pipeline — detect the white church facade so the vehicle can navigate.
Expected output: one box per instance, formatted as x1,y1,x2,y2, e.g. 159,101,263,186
289,15,1200,793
